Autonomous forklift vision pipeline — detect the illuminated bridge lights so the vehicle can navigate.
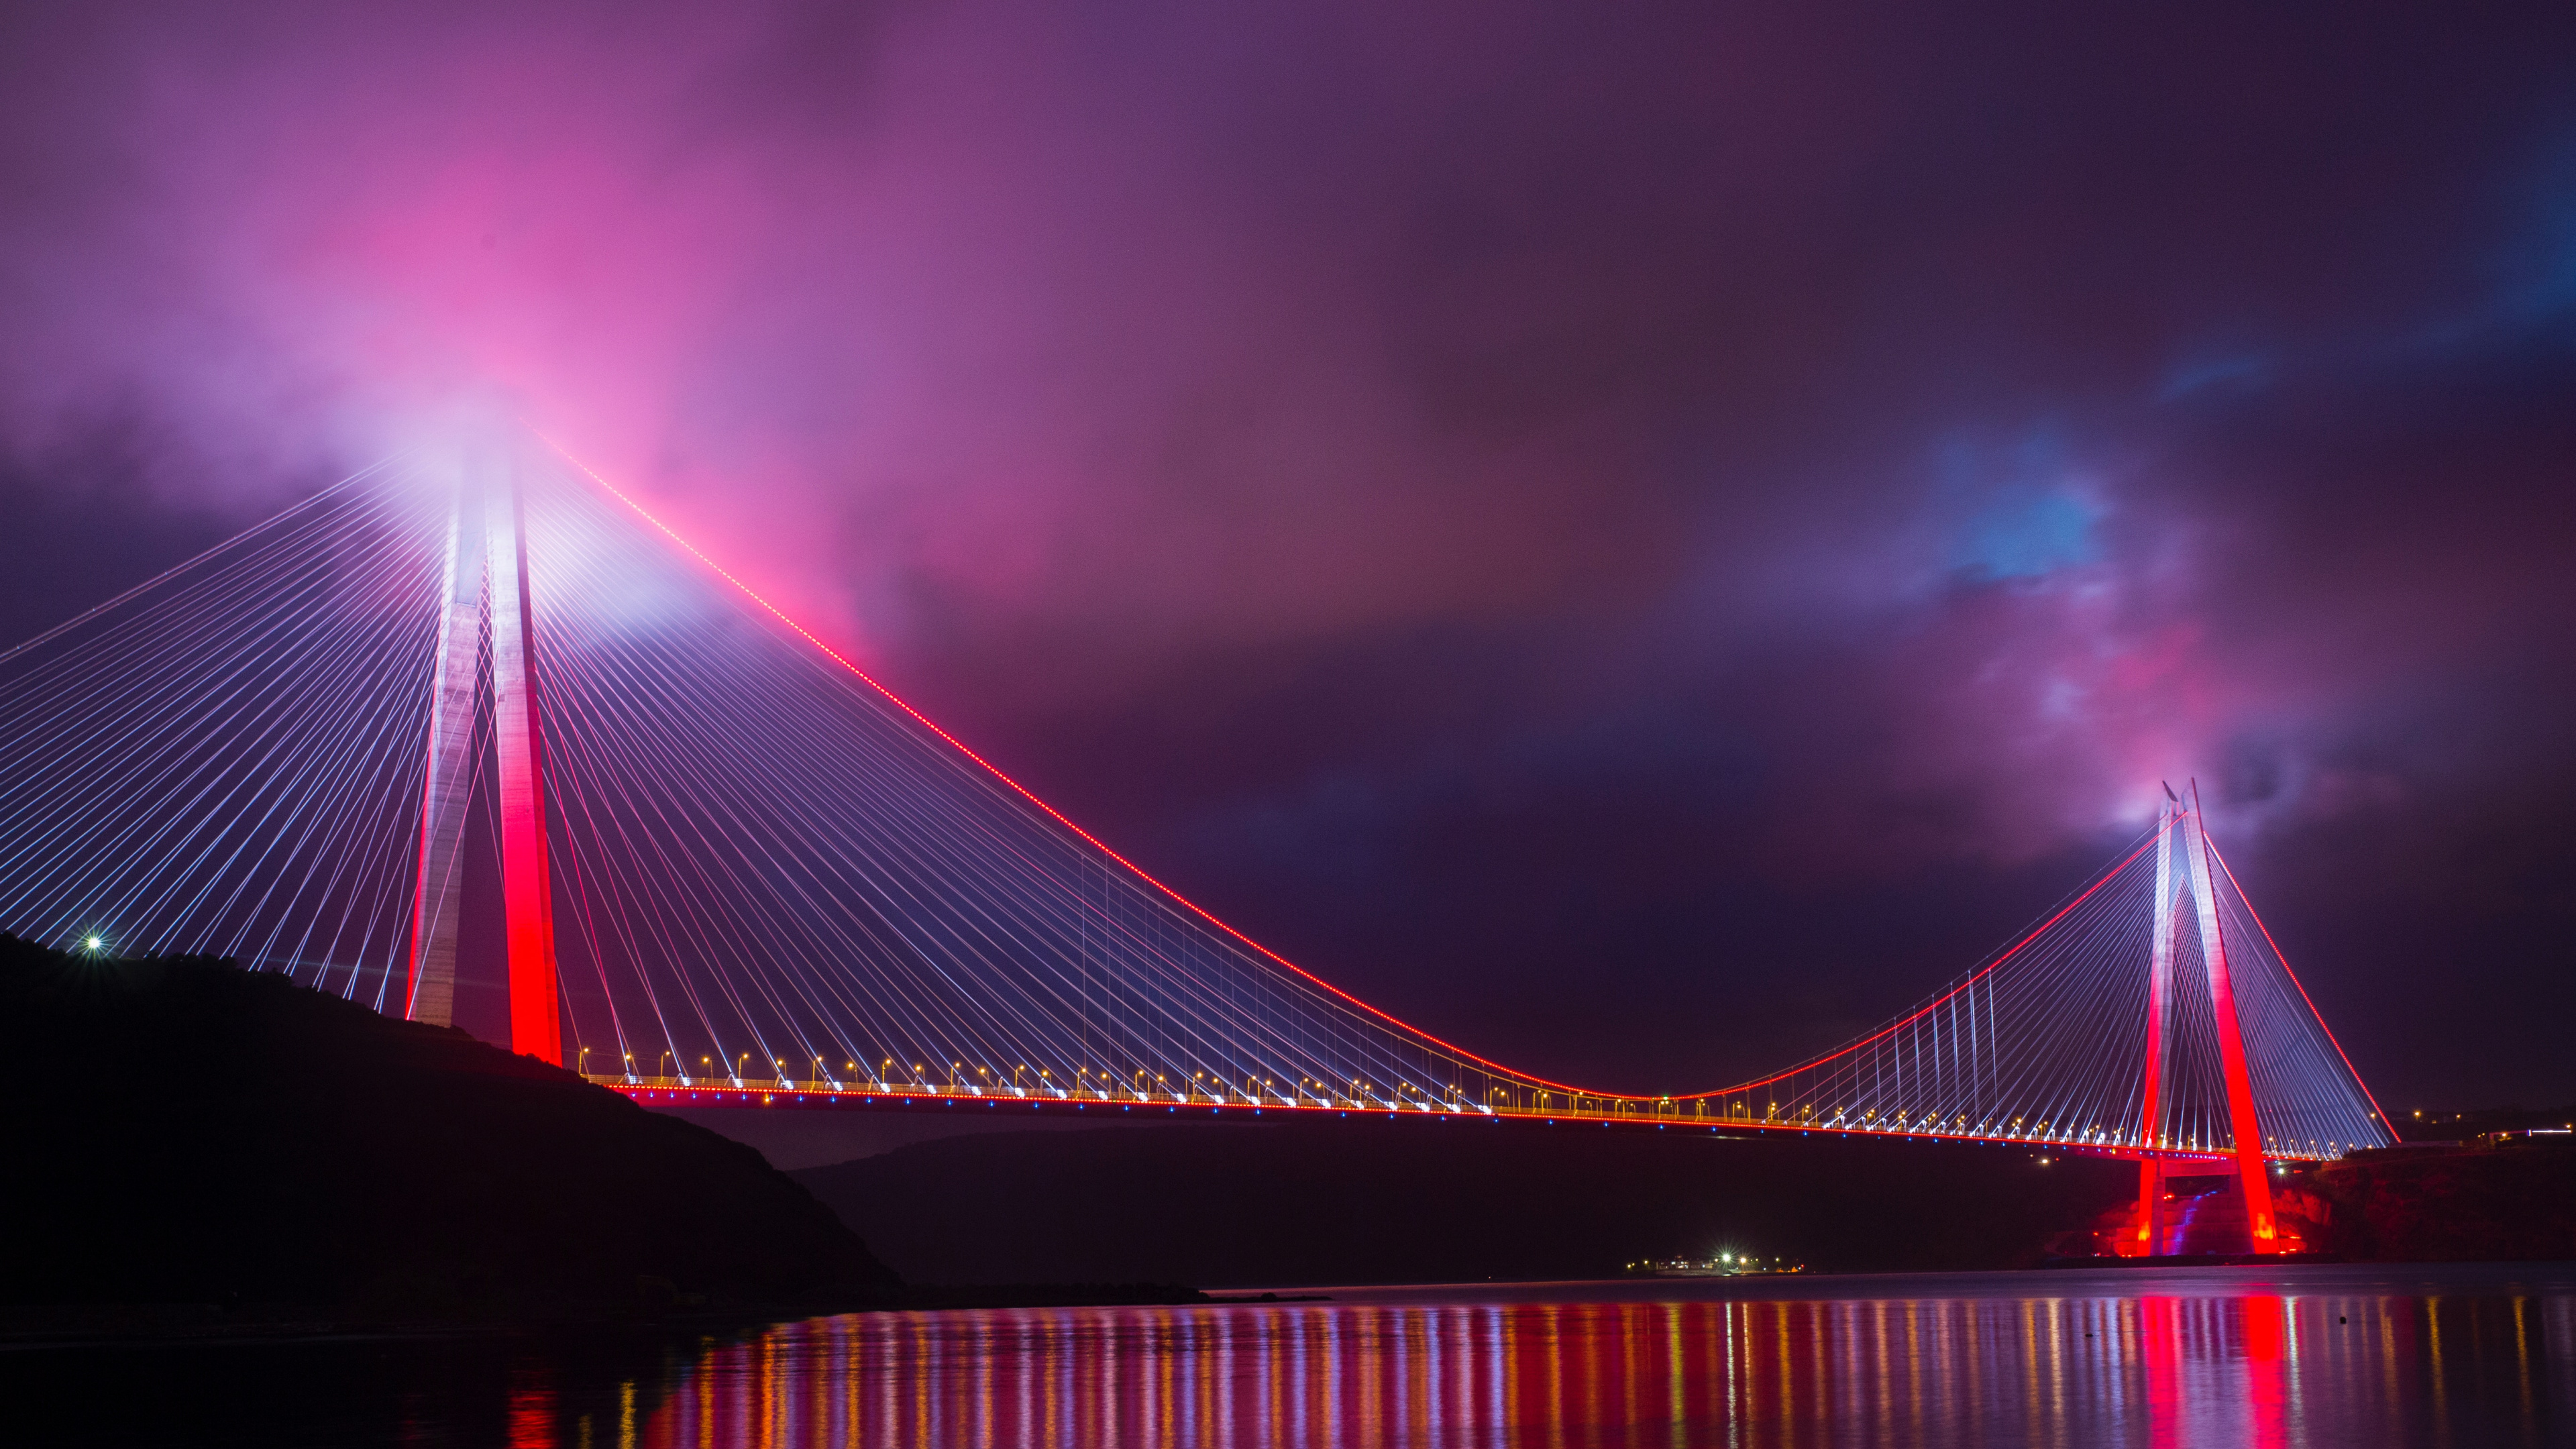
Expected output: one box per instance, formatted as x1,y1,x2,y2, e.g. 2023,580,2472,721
575,1073,2347,1161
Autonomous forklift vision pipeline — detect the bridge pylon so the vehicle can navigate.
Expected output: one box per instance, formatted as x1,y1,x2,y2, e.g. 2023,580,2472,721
402,443,562,1064
2133,782,2277,1254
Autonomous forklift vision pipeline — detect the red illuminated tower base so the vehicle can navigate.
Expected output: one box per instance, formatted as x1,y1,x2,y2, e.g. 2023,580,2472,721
402,447,562,1064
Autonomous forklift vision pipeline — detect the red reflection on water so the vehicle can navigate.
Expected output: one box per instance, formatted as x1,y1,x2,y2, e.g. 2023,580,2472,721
2140,1295,2184,1449
504,1362,553,1448
2242,1294,2289,1449
2140,1291,2295,1449
534,1286,2548,1447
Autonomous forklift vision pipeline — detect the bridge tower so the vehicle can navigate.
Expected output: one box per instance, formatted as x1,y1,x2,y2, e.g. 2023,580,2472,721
2135,782,2276,1254
402,445,563,1064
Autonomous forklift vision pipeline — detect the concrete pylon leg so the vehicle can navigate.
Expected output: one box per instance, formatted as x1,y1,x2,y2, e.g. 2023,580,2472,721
487,462,561,1065
2184,782,2278,1251
406,472,484,1025
2137,1157,2163,1255
2136,799,2177,1250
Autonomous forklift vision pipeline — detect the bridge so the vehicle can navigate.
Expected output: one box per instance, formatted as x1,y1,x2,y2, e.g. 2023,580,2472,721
0,439,2396,1256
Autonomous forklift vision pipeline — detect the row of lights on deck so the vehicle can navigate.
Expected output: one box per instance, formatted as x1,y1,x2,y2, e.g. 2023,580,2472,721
591,1050,1472,1109
572,1055,2351,1157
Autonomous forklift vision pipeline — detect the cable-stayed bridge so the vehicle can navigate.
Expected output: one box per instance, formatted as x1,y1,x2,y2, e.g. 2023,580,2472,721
0,442,2395,1254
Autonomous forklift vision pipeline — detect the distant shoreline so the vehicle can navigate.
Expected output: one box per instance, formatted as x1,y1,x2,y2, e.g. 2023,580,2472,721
0,1282,1210,1350
15,1261,2576,1350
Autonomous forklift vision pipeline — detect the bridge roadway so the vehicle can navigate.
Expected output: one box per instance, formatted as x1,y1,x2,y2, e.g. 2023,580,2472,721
584,1075,2324,1165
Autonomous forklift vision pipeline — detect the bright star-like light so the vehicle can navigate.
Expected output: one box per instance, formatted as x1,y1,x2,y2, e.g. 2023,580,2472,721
83,936,102,951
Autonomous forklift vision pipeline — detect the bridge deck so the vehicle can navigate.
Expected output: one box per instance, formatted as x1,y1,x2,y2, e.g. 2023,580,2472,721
586,1077,2316,1164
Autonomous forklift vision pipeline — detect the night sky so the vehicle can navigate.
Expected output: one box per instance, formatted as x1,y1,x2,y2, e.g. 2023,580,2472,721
3,5,2570,1112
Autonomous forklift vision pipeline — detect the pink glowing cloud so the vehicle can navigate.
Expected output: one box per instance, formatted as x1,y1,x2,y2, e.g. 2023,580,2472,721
1,1,2566,888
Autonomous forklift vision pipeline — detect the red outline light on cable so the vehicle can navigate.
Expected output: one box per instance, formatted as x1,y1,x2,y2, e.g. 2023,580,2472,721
541,437,1617,1095
539,437,2199,1122
1707,832,2160,1097
2204,832,2396,1139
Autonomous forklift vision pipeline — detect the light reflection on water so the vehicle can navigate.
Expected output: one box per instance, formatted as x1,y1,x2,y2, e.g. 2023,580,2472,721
561,1269,2575,1448
13,1267,2574,1446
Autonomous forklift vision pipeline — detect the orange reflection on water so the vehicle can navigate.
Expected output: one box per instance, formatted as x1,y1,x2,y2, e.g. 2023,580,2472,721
506,1285,2565,1448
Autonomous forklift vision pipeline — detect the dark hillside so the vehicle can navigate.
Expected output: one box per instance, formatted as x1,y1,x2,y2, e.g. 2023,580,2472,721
796,1118,2137,1286
2298,1142,2576,1261
0,935,896,1314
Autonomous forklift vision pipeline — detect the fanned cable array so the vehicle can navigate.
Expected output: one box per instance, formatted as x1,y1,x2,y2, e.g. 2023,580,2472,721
2206,838,2393,1159
0,446,2395,1159
1708,816,2392,1157
521,467,1530,1108
0,462,446,1004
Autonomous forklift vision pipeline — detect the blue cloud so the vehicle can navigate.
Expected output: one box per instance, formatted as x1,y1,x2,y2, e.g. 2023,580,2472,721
1953,488,2100,578
1935,431,2103,580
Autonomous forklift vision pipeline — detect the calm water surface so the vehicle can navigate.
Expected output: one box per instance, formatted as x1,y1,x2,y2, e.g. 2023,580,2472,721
12,1265,2575,1446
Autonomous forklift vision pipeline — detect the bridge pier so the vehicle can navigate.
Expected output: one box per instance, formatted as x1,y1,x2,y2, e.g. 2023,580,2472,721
2118,1157,2298,1257
2136,1157,2164,1256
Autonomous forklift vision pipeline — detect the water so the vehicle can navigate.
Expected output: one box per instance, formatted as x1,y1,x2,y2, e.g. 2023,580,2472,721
9,1265,2575,1446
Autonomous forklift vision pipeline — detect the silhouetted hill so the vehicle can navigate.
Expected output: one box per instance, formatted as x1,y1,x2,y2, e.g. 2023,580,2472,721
2299,1141,2576,1260
794,1117,2137,1286
0,935,896,1316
